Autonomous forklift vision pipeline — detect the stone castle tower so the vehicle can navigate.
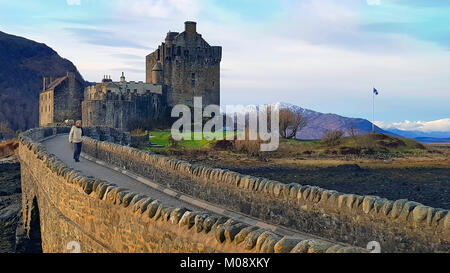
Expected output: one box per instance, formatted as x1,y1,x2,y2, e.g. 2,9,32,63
146,21,222,108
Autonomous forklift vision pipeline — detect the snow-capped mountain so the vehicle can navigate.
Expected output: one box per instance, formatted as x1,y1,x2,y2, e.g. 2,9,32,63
225,102,393,140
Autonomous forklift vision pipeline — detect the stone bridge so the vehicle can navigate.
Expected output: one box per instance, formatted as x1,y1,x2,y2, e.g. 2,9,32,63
17,127,449,253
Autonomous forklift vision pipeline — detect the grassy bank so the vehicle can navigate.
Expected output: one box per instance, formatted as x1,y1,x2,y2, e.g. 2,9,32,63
137,132,450,209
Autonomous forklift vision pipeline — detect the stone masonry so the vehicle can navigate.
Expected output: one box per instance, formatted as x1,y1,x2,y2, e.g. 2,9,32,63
18,127,364,253
146,21,221,108
39,72,84,127
81,75,164,131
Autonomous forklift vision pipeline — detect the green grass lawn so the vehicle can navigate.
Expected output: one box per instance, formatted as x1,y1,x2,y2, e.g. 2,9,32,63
143,130,227,149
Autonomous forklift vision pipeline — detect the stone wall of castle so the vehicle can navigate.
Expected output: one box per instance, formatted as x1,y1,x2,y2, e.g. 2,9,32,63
82,92,164,131
39,72,84,127
18,127,360,253
146,22,221,108
81,136,450,253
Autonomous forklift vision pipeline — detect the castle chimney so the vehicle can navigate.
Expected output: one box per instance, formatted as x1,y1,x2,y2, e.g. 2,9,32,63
185,21,197,34
120,72,125,83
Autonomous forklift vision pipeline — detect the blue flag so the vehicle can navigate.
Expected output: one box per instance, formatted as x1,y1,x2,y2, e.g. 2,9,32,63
373,88,379,95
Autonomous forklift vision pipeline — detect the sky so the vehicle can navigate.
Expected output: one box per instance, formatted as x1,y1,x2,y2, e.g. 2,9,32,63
0,0,449,132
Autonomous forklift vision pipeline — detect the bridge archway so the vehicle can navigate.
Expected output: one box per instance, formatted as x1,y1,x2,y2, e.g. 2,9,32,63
26,197,43,253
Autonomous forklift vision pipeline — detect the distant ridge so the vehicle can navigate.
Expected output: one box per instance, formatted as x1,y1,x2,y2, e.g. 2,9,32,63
0,30,85,131
228,102,396,140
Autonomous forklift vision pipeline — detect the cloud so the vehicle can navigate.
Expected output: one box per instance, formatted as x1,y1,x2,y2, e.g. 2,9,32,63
116,0,200,19
64,27,150,49
375,118,450,132
366,0,381,6
67,0,81,6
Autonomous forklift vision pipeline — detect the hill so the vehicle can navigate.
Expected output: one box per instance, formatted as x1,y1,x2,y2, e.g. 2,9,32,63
228,102,395,140
0,31,85,131
385,128,450,143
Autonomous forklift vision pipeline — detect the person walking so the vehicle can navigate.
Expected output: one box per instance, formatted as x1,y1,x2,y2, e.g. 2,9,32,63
69,120,83,162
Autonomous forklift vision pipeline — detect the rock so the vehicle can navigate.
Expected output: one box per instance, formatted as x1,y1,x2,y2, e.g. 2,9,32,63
390,199,408,219
121,192,138,207
362,196,376,214
289,184,300,200
178,211,196,228
215,224,226,243
381,200,394,216
224,223,247,243
301,186,312,201
444,212,450,229
169,208,188,225
307,241,334,253
400,201,421,220
290,239,316,253
194,214,208,233
147,200,162,219
412,205,431,223
274,237,300,253
210,217,229,233
243,229,266,250
203,215,219,233
260,234,280,253
234,226,259,245
373,198,388,214
136,197,153,214
273,183,283,197
255,231,275,252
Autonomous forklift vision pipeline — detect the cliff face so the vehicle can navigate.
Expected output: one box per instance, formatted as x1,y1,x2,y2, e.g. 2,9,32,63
0,31,84,131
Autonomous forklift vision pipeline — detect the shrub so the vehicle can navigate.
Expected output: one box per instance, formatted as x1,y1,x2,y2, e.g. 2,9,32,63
232,129,263,156
321,130,344,147
211,139,233,151
168,135,180,148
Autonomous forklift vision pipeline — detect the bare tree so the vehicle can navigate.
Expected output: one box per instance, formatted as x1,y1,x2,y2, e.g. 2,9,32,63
321,129,344,147
348,123,359,141
279,108,307,139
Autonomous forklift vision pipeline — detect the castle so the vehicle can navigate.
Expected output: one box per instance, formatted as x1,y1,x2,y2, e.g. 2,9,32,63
39,21,222,131
39,72,84,127
146,21,221,108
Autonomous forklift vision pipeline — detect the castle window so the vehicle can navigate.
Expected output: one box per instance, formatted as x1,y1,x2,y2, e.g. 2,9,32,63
191,73,195,79
191,79,195,87
212,81,215,87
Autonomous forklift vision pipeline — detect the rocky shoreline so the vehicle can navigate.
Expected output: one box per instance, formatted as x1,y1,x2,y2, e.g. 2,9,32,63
0,156,21,253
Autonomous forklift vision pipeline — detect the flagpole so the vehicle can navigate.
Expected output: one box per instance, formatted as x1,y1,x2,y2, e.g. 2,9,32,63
372,87,375,133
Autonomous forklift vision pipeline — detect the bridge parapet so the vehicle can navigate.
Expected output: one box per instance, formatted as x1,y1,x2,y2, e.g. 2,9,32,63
81,134,450,253
18,127,364,253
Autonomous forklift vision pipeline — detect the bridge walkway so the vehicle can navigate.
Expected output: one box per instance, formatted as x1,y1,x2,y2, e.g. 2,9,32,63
42,135,334,242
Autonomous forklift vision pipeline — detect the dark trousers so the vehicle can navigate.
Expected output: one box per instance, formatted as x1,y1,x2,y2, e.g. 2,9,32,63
73,142,82,161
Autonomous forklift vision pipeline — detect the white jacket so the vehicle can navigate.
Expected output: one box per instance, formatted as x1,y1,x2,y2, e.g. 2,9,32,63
69,126,83,143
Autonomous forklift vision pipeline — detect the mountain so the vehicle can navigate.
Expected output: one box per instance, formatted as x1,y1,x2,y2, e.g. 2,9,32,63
227,102,395,140
384,129,450,143
0,30,85,131
414,137,450,143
